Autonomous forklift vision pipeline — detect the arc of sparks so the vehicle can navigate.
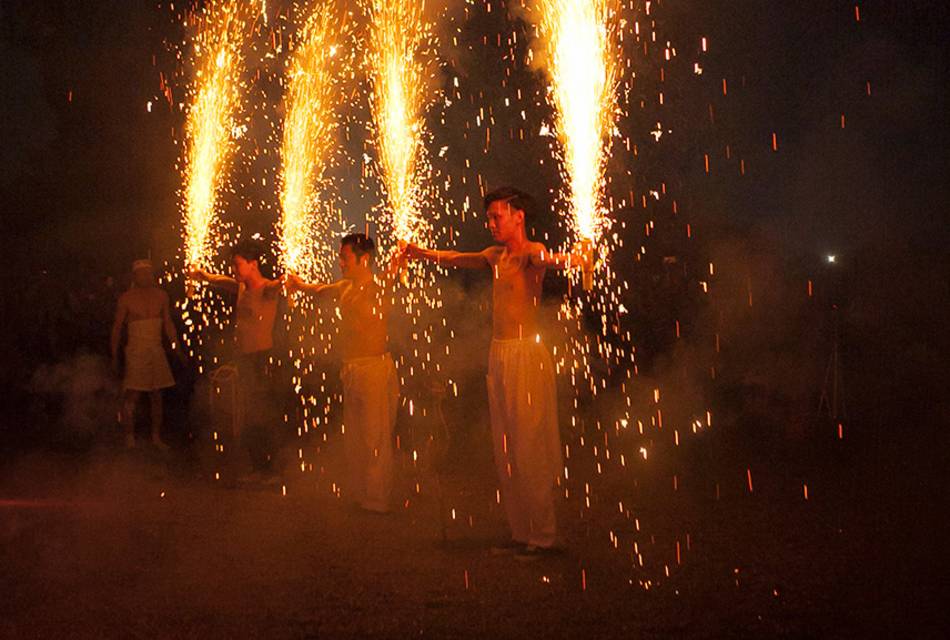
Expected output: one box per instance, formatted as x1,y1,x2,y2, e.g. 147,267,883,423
536,0,620,285
181,0,251,276
366,0,437,247
278,5,350,285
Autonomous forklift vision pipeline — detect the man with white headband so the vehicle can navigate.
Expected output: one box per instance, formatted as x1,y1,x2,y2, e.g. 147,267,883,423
110,259,179,449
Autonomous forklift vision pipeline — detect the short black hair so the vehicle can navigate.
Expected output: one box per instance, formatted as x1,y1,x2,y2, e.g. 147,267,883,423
483,186,536,221
230,238,266,263
341,233,375,257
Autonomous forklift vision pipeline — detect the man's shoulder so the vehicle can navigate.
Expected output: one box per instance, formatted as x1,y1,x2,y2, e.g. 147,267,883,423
527,240,547,254
482,245,505,261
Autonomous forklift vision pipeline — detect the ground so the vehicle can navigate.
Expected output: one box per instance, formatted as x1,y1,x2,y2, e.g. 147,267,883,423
1,426,944,640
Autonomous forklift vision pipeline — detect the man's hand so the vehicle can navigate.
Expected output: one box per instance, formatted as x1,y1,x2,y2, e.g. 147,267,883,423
284,272,304,293
387,244,409,274
571,240,595,270
188,268,208,283
401,241,423,261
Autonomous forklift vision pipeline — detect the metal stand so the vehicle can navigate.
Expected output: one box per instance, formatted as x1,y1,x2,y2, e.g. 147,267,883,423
818,305,845,424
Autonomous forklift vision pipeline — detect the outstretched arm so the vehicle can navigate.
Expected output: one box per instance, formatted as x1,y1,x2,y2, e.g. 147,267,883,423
285,273,347,299
527,241,589,271
189,268,239,294
404,243,492,270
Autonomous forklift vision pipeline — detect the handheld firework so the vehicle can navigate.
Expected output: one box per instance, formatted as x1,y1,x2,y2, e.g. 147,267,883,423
536,0,620,292
180,0,250,298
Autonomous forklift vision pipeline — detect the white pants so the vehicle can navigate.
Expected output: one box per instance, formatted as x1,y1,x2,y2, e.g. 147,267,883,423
487,338,562,548
341,353,398,512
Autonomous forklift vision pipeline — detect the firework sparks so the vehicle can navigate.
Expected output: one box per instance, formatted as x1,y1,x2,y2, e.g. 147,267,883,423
278,5,351,286
365,0,438,246
180,0,250,277
536,0,620,283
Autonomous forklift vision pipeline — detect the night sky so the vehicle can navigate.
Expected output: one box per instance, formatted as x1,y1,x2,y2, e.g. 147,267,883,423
2,0,947,274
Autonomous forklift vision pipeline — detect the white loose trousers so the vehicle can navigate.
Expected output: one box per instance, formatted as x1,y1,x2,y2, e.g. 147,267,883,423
487,338,562,548
341,353,399,512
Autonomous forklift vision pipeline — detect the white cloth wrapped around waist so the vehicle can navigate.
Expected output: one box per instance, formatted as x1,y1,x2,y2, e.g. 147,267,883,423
124,318,174,391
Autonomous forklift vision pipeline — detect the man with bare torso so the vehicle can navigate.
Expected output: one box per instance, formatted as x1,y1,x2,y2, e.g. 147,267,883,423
191,239,283,481
110,259,179,449
404,187,582,556
286,233,399,512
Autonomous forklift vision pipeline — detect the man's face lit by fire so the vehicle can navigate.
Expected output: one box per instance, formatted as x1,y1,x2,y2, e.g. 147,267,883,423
231,255,257,283
486,199,525,244
339,244,368,279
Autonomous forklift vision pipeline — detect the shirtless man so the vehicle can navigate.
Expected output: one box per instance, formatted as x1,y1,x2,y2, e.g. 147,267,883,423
404,187,582,556
286,233,399,512
110,259,179,449
190,239,283,481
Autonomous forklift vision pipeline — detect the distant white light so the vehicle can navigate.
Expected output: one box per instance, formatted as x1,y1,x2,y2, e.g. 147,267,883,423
826,254,837,264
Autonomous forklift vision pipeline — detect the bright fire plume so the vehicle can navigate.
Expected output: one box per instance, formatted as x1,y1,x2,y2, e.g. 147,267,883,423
537,0,619,242
278,6,349,282
366,0,436,244
181,0,249,271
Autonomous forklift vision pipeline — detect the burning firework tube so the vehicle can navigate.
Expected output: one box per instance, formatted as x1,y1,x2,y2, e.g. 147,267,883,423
180,1,249,302
277,7,347,308
537,0,619,293
285,273,297,309
395,240,410,286
579,238,595,291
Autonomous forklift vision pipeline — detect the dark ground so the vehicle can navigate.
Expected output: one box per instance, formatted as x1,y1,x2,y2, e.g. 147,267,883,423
1,411,945,639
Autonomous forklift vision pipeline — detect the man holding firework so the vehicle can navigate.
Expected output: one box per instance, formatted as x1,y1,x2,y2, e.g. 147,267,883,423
190,238,283,483
286,233,399,513
403,187,583,557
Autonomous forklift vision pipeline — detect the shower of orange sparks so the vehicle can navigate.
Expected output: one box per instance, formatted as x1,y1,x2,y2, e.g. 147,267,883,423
535,0,620,244
365,0,438,246
181,0,251,274
278,4,351,283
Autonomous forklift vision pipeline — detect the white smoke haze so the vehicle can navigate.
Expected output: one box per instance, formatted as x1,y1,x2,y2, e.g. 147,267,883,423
29,352,120,441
